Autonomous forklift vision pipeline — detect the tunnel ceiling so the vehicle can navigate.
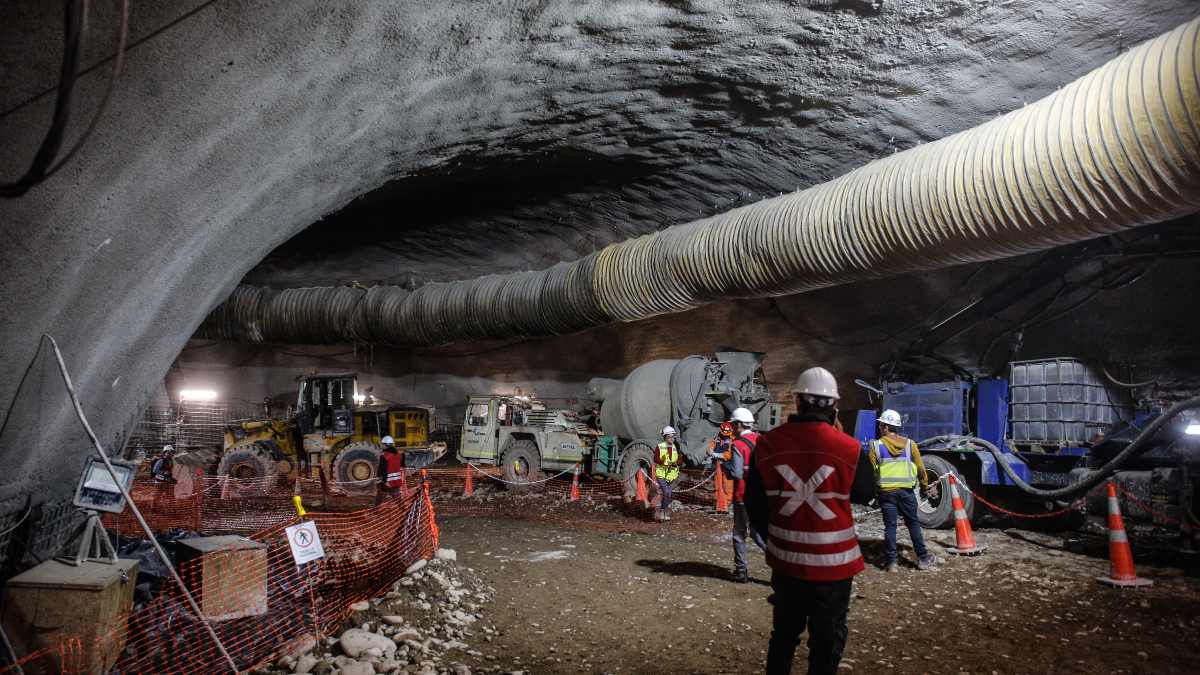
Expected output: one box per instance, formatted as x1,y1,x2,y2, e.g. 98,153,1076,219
227,0,1199,289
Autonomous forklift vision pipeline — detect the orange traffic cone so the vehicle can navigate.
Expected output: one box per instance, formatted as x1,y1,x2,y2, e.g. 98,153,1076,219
946,474,986,555
1097,481,1153,588
570,463,581,501
636,469,648,506
714,473,729,513
463,464,474,496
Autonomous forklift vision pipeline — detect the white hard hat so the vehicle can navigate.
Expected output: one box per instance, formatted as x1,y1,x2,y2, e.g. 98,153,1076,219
381,436,395,445
731,407,755,424
162,444,174,453
793,366,840,399
662,426,676,436
878,409,903,428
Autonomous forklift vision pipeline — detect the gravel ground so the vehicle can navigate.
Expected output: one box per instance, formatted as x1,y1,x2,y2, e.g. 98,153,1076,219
265,492,1200,674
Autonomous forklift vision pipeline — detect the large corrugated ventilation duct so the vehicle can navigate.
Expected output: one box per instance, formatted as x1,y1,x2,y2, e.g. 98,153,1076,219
200,18,1200,347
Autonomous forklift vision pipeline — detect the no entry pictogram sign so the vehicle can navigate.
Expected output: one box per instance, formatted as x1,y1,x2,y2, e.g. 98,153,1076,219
285,520,326,565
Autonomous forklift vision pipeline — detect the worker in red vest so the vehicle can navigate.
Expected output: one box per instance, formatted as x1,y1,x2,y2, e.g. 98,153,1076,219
376,435,406,505
727,407,767,582
746,367,874,675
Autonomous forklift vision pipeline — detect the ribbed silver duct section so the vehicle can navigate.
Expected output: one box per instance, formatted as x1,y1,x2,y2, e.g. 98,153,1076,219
200,18,1200,347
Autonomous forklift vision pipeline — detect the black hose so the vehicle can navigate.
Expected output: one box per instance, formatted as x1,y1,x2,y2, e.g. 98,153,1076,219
0,0,85,198
1101,366,1156,389
920,396,1200,499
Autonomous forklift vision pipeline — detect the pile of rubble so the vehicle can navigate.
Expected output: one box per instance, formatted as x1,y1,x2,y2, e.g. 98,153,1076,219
258,549,513,675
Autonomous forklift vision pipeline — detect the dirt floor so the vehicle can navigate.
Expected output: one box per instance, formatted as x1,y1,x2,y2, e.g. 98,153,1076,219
421,489,1200,675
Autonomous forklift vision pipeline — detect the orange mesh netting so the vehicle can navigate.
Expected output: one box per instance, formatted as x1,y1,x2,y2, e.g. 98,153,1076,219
1,463,720,673
2,473,439,674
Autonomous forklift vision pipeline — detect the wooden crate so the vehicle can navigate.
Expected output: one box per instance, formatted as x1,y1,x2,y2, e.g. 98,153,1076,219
3,558,138,674
174,535,268,621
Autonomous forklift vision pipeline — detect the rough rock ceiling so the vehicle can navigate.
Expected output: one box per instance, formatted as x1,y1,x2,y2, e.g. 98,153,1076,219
0,1,1197,516
239,0,1199,288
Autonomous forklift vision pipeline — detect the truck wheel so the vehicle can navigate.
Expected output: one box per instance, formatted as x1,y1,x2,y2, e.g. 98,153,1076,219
217,443,278,495
501,439,543,492
619,441,656,498
333,443,382,496
918,455,974,529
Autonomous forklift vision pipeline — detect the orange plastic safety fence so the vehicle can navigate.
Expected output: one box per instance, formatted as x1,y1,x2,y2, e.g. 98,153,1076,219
2,479,438,675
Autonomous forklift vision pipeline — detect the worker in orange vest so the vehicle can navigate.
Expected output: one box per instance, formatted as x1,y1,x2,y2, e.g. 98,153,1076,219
709,422,736,510
746,367,875,675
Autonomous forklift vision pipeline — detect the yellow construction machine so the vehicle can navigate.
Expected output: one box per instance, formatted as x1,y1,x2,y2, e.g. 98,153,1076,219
218,373,446,494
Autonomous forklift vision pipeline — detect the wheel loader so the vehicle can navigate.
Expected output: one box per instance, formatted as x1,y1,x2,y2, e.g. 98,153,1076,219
219,373,446,494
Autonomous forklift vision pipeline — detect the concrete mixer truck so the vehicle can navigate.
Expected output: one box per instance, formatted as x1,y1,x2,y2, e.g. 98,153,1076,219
457,350,783,487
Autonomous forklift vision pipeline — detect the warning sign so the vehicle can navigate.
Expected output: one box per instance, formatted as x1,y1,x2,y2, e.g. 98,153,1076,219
285,520,326,565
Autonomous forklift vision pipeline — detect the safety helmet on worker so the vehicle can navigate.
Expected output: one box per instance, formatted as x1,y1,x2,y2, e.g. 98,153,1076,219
662,426,676,437
792,366,840,404
381,435,395,446
719,421,734,437
878,409,903,428
162,444,174,454
731,407,755,425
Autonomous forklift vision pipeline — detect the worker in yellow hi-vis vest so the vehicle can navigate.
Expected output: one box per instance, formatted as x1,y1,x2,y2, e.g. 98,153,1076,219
869,409,938,573
654,426,682,522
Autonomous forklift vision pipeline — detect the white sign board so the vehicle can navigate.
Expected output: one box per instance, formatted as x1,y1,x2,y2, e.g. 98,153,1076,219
285,520,326,565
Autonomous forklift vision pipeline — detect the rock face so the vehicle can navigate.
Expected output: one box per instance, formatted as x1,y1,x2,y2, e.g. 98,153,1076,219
1,0,1197,526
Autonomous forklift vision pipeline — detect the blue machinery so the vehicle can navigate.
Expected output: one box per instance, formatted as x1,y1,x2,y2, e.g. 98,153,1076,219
852,361,1200,550
854,378,1050,489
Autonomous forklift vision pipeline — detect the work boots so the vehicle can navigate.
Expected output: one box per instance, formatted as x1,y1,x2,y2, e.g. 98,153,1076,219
884,561,899,573
917,555,939,570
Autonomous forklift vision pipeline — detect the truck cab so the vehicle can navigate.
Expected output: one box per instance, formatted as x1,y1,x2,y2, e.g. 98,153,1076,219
458,395,594,481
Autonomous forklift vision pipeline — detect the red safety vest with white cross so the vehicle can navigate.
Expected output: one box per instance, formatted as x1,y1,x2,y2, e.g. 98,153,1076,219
755,421,865,581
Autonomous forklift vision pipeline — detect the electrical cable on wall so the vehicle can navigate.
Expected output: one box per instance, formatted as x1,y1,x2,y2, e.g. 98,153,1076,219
1,0,129,198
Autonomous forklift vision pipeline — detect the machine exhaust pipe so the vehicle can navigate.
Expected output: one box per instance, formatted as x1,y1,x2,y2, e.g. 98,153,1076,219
200,18,1200,347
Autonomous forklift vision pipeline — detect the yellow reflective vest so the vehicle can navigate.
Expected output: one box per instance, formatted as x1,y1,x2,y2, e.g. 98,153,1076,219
872,439,917,490
655,442,681,482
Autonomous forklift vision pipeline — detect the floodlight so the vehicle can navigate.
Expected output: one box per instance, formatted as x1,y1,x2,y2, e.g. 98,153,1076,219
73,456,136,513
60,457,135,566
179,389,218,401
1186,423,1200,436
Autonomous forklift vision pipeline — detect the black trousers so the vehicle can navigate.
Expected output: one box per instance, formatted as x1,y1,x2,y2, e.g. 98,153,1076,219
766,572,853,675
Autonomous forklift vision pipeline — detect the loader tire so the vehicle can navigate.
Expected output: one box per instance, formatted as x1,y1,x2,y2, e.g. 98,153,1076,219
500,439,543,492
333,442,383,496
619,441,656,499
217,443,278,496
917,454,974,529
